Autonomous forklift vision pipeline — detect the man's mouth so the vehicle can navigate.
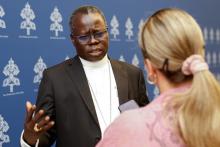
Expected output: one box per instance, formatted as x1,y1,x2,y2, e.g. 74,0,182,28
89,49,103,56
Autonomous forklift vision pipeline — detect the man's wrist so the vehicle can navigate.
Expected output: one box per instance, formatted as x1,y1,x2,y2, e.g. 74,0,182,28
23,135,36,147
20,130,39,147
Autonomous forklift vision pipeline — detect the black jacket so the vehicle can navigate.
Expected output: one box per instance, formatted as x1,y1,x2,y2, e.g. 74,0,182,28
36,55,149,147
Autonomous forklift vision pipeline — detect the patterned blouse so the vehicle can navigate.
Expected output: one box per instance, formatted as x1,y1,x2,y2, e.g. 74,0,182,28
96,87,188,147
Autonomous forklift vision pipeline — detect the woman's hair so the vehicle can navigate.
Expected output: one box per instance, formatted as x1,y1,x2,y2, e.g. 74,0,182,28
139,8,220,147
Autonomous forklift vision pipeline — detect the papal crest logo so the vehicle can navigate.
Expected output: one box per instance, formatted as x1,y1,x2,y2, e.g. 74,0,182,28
203,27,208,42
19,2,37,39
125,17,134,42
209,28,214,44
132,54,139,67
216,29,220,44
138,19,144,34
0,114,10,147
153,86,159,98
0,6,6,29
33,57,47,84
110,15,120,41
206,51,211,66
0,5,8,38
2,58,24,96
212,52,217,66
65,56,70,60
50,6,65,40
119,55,126,62
219,52,220,65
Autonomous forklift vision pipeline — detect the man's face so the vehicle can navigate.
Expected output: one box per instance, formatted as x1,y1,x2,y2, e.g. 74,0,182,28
71,12,109,61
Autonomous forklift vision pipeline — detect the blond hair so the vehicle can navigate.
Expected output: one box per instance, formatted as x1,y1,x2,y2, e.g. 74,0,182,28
139,8,220,147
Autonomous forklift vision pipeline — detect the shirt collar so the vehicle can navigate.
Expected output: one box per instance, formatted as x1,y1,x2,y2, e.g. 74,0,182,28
79,55,109,68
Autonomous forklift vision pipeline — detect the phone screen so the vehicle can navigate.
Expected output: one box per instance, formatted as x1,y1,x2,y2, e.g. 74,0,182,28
118,100,139,113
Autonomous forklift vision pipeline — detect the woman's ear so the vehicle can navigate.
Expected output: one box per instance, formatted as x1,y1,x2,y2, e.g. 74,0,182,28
144,59,155,75
144,59,158,85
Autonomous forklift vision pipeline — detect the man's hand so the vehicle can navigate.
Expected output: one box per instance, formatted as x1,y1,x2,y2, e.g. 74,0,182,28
23,101,55,145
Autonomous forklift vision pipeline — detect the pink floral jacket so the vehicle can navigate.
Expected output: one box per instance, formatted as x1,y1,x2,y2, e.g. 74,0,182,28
96,87,188,147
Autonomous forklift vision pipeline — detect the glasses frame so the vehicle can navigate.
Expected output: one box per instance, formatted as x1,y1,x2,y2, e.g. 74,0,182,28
71,28,108,44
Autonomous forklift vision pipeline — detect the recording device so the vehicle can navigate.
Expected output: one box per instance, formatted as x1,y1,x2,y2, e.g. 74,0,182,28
118,100,139,113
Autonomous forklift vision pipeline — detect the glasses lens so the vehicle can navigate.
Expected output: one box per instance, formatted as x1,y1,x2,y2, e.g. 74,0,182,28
94,31,106,39
75,29,107,44
77,35,90,43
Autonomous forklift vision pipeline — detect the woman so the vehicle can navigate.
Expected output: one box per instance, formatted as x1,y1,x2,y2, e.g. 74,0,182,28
96,8,220,147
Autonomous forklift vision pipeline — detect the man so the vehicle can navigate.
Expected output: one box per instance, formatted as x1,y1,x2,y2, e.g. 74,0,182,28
20,5,149,147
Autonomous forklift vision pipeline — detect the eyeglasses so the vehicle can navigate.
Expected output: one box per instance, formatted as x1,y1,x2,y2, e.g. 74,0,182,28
71,28,108,44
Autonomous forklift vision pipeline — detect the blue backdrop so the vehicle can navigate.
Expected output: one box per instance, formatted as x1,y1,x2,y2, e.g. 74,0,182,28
0,0,220,146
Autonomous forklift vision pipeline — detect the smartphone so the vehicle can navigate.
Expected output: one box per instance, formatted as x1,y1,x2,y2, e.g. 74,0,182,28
118,100,139,113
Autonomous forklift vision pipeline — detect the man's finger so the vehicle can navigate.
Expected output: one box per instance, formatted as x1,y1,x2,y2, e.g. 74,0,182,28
32,109,45,123
43,121,55,132
25,101,36,122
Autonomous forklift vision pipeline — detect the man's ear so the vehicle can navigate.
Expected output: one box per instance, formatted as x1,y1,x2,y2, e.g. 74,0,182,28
70,35,76,44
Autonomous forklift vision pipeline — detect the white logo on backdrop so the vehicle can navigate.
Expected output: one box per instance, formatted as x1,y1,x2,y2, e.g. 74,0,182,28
210,28,214,43
125,17,134,41
50,7,65,40
138,19,144,33
205,51,220,67
212,52,217,66
119,55,125,62
65,56,70,60
19,2,37,39
153,86,159,98
0,115,10,147
216,29,220,44
206,52,211,65
0,6,6,29
110,15,120,41
219,52,220,65
2,58,23,96
132,54,139,67
203,27,208,42
203,27,220,44
33,57,47,84
0,5,8,38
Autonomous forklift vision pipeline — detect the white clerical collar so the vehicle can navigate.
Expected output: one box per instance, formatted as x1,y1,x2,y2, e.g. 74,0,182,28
79,55,109,68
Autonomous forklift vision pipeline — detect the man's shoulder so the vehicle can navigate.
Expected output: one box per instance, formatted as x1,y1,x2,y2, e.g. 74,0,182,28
44,57,76,74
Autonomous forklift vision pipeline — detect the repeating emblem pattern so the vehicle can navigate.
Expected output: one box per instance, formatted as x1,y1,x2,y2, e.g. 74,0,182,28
203,27,220,44
50,6,65,40
125,17,134,41
0,3,219,147
65,56,70,60
2,58,20,93
110,15,120,41
20,2,36,36
0,5,8,38
0,115,10,147
132,54,139,67
153,86,160,98
216,29,220,44
33,57,47,84
119,55,126,62
0,6,6,29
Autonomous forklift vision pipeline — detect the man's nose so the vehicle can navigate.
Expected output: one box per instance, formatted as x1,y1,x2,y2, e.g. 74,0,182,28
89,34,99,44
